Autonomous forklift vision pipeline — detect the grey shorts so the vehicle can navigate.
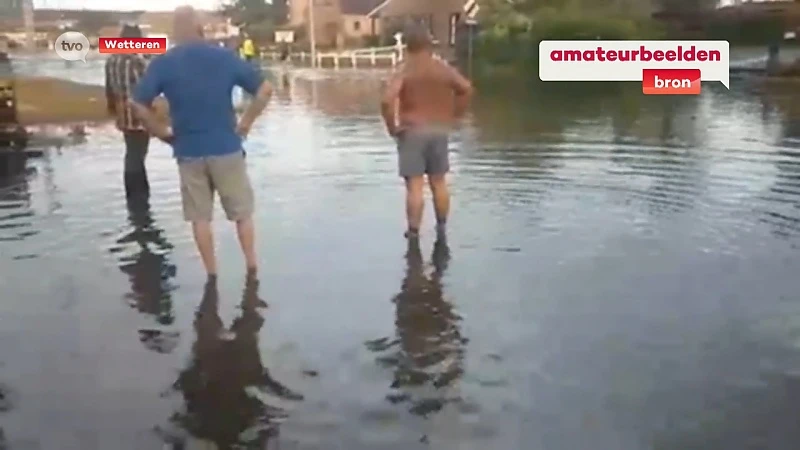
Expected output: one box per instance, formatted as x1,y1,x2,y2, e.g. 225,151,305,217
396,129,450,178
177,151,254,222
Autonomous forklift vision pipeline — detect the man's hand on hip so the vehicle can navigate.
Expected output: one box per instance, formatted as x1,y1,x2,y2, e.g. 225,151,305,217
155,126,174,144
236,119,253,139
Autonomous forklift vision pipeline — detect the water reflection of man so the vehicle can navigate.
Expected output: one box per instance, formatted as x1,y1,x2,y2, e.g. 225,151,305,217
0,384,7,448
115,197,177,327
169,276,303,448
105,24,151,200
381,26,474,240
368,236,466,416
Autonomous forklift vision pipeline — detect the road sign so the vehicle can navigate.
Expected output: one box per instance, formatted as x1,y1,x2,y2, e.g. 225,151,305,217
464,0,480,20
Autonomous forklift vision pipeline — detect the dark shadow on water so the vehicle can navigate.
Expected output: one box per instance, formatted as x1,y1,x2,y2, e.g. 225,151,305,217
0,153,36,246
116,197,177,322
113,197,179,353
0,382,11,449
366,237,467,418
166,276,303,448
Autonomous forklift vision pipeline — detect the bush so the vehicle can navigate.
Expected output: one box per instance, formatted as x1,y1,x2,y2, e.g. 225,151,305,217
474,14,665,70
704,17,783,45
529,14,665,41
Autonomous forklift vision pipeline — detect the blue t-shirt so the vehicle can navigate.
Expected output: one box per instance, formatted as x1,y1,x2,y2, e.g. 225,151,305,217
133,41,263,159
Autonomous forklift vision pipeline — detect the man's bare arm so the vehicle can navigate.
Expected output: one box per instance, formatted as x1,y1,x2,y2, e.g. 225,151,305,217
448,66,474,119
130,101,172,141
380,73,404,136
237,80,273,137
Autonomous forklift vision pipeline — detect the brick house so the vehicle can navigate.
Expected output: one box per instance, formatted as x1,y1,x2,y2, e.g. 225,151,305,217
340,0,385,41
368,0,466,51
288,0,466,49
288,0,342,47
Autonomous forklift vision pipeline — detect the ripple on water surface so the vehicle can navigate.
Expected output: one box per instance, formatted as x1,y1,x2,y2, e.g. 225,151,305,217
1,66,800,449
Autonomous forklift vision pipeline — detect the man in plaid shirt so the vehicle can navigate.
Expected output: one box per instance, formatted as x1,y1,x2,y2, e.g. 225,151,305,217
105,24,151,200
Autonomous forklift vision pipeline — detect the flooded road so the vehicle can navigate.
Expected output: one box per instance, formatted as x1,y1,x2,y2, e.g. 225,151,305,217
1,59,800,449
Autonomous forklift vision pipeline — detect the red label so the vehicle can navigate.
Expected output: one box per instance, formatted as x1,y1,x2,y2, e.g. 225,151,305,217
98,37,167,55
642,69,701,95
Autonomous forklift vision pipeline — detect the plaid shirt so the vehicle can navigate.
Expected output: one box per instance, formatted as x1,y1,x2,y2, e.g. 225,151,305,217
105,54,147,130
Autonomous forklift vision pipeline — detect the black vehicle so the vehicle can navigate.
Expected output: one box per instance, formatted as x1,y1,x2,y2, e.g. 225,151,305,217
0,57,29,150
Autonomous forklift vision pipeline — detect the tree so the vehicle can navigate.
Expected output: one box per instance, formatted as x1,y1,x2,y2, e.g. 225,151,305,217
219,0,287,27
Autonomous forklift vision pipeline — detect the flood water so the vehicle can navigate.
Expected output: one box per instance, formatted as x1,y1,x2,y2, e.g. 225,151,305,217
2,59,800,449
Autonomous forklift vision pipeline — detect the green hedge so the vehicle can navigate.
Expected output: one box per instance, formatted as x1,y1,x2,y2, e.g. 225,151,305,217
703,17,784,45
529,15,664,41
475,15,666,69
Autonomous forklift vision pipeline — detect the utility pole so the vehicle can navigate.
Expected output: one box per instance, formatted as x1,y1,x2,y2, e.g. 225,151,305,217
23,0,35,51
308,0,317,68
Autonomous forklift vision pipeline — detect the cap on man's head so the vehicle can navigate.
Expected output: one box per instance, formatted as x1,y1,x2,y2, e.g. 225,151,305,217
404,24,432,53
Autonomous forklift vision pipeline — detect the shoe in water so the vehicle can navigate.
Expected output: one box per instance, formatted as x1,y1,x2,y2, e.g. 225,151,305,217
435,223,447,238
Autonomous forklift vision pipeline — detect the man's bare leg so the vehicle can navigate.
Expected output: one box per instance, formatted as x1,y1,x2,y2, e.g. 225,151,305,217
192,221,217,275
405,175,425,237
428,174,450,235
235,217,257,273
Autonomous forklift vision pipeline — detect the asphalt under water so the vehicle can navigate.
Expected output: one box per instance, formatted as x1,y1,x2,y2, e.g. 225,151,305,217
1,59,800,449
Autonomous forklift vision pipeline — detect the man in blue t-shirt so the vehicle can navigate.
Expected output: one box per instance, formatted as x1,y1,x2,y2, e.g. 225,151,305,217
131,5,273,278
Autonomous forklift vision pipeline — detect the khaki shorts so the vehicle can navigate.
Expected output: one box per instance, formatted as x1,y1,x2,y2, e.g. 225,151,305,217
177,151,254,222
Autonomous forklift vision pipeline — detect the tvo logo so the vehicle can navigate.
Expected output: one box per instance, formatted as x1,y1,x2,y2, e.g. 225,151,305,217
54,31,90,62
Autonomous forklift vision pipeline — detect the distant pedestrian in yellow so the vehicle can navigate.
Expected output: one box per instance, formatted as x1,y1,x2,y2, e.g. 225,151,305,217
240,34,256,62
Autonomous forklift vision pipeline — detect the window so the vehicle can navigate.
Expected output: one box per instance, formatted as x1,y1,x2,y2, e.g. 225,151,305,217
353,20,360,31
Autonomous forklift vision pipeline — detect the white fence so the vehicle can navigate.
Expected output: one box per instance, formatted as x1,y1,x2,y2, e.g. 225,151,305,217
261,45,401,68
261,44,442,69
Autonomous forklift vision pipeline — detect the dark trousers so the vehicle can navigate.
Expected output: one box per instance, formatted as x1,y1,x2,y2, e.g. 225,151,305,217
123,130,150,199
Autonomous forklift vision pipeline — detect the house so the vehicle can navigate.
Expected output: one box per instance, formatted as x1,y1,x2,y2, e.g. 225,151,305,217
368,0,466,51
288,0,383,47
288,0,342,47
340,0,385,41
287,0,466,49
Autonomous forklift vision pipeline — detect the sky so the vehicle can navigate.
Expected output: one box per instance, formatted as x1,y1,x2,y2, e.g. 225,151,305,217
33,0,222,11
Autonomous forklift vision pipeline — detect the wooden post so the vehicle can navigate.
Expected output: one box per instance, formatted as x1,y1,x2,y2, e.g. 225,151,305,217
309,0,317,68
334,54,339,69
351,53,356,68
371,48,376,66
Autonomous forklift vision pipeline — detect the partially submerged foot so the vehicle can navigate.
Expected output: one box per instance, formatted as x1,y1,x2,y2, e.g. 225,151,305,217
435,222,447,238
404,227,419,239
246,266,258,279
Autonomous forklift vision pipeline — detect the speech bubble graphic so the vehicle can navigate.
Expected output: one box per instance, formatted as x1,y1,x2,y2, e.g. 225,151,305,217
539,40,730,90
54,31,90,63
